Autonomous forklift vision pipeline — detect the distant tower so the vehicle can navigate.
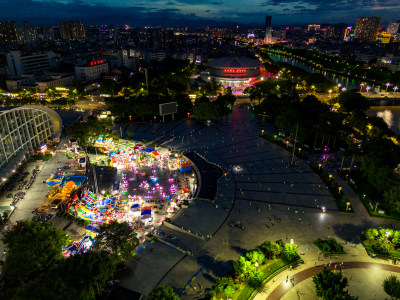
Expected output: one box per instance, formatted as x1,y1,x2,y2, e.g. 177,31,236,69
265,16,272,43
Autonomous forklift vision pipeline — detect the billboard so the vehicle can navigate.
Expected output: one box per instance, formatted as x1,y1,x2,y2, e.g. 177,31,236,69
159,102,177,116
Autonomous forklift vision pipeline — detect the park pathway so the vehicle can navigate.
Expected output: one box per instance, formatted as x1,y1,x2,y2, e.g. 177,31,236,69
266,261,400,300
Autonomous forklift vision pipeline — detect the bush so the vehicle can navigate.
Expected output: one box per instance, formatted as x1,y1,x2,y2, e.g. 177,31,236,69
314,238,344,254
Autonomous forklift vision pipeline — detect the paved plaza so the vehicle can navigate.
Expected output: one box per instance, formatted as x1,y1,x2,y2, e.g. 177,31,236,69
120,105,400,298
1,105,400,298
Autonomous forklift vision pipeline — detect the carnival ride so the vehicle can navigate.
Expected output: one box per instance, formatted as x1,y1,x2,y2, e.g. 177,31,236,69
38,181,79,213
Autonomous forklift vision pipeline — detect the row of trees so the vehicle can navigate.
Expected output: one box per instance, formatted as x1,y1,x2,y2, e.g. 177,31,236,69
102,57,230,122
65,116,116,147
253,84,400,215
1,220,139,299
263,44,400,86
0,78,85,107
209,240,299,299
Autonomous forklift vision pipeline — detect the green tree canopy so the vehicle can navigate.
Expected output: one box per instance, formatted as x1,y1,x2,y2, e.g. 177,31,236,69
313,267,357,300
12,251,116,300
94,221,138,262
383,275,400,300
193,102,220,121
2,220,70,285
147,285,180,300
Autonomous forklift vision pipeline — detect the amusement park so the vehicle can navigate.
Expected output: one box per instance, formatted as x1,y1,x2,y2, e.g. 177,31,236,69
36,136,197,257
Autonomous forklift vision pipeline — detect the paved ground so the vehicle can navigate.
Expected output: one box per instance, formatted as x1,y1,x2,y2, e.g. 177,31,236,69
273,262,400,300
2,105,400,298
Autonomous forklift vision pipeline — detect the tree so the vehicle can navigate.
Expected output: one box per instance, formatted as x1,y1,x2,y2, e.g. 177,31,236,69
335,91,370,114
193,102,220,121
245,250,265,265
65,116,113,146
283,243,299,262
132,102,154,121
261,241,283,259
147,285,179,300
224,285,235,299
1,221,70,285
383,275,400,300
94,221,138,262
313,267,357,300
12,251,116,300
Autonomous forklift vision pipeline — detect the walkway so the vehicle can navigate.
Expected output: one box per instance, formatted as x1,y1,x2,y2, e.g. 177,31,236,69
267,261,400,300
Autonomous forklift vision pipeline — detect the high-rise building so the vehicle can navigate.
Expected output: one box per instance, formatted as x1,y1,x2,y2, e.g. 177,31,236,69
387,21,400,34
354,16,381,41
59,21,86,40
17,21,38,44
264,16,272,43
0,21,17,43
6,51,58,77
325,24,347,40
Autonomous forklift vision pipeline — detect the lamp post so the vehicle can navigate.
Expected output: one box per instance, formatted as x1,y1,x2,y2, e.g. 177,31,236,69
394,86,398,94
360,83,364,93
329,174,332,180
346,202,350,211
366,86,371,94
318,163,322,169
386,82,390,92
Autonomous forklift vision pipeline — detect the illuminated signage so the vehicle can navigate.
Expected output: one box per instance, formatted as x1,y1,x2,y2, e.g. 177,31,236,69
90,60,104,66
224,69,247,73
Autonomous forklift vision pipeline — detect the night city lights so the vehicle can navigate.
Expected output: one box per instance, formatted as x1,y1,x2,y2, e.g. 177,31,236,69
0,1,400,300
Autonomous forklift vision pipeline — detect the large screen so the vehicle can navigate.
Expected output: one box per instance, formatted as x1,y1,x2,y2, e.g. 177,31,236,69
159,102,177,116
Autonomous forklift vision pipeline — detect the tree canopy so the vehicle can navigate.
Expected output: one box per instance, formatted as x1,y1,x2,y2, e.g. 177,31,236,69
94,221,138,262
147,285,180,300
1,220,70,286
313,267,357,300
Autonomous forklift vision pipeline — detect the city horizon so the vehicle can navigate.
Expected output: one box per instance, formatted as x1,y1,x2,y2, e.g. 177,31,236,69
2,0,400,27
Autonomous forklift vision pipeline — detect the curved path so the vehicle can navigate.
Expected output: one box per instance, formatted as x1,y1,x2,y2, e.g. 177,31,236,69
267,262,400,300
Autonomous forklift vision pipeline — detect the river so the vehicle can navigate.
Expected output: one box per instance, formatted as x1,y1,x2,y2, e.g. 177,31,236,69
269,53,366,90
268,53,400,133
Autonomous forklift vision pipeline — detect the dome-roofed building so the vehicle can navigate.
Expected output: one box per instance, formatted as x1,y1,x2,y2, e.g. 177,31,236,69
202,56,265,94
0,106,62,184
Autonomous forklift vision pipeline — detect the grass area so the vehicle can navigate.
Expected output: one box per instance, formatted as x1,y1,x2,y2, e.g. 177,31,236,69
313,238,344,254
261,134,307,160
235,259,297,300
340,171,400,221
310,164,352,213
360,228,400,260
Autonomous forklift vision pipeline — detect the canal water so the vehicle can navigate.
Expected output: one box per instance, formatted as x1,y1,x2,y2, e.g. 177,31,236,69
269,53,400,133
269,53,366,90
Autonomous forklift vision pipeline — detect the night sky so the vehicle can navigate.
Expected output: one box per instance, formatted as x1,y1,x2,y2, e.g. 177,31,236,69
2,0,400,26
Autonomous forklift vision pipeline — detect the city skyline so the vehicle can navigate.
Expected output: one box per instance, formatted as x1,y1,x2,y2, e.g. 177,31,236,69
2,0,400,26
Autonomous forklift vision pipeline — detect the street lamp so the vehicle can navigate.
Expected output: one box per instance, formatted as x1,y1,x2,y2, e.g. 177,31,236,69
342,87,346,92
394,86,398,94
360,83,364,93
286,140,289,148
366,86,371,94
329,174,332,180
386,82,390,92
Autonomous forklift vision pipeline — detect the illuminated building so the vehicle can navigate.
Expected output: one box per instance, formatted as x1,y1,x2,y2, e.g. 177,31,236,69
387,21,400,34
203,56,264,94
344,26,352,41
0,21,17,43
6,51,58,77
59,21,86,40
265,16,272,43
75,59,109,82
324,24,347,40
354,17,381,41
308,24,321,31
0,106,62,183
